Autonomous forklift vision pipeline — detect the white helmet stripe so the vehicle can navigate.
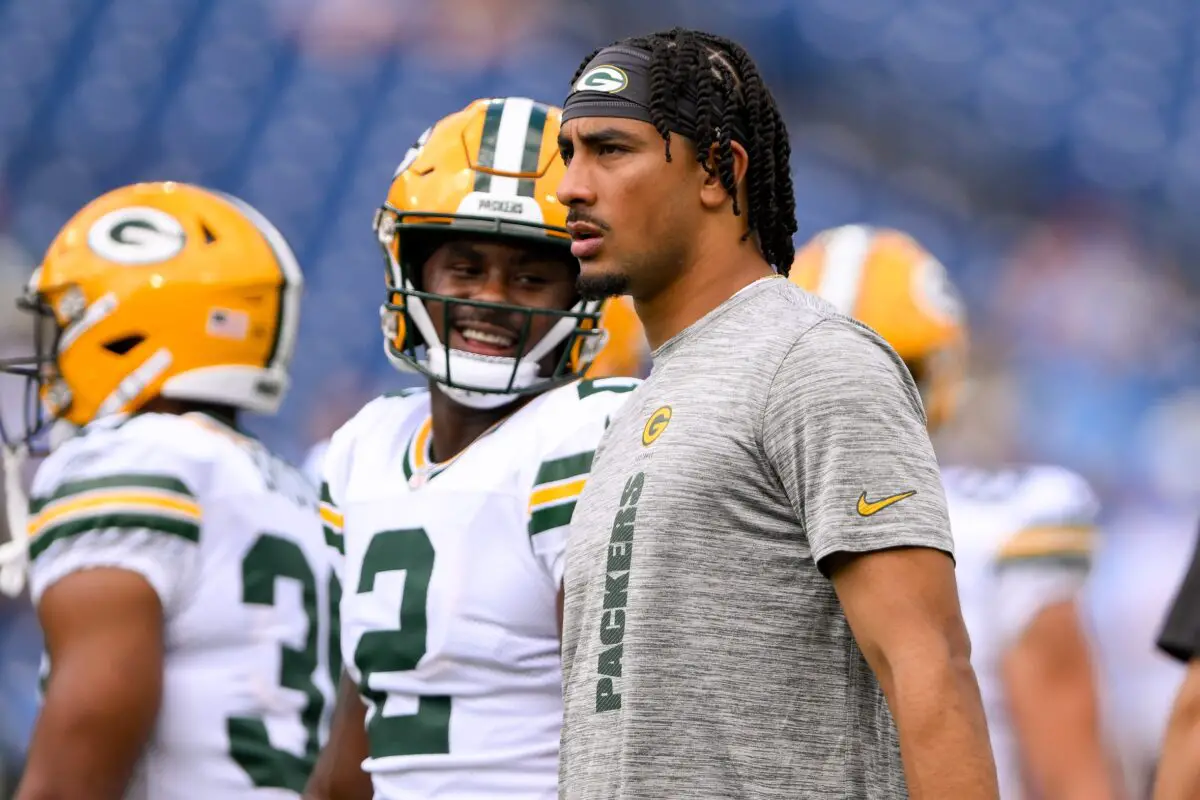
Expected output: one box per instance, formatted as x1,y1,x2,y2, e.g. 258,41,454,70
487,97,535,196
213,190,304,371
816,224,873,316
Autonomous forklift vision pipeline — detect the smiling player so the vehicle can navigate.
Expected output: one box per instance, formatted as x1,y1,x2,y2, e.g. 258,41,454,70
303,97,642,800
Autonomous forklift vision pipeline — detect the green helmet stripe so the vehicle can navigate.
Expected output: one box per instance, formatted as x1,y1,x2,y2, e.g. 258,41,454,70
517,103,549,197
473,99,505,192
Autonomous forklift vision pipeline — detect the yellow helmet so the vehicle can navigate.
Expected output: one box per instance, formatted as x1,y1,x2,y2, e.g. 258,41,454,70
585,295,649,379
0,181,302,449
373,96,612,409
790,225,967,430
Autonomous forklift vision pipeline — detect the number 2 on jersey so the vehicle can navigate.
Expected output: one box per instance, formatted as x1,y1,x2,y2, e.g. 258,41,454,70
354,527,451,758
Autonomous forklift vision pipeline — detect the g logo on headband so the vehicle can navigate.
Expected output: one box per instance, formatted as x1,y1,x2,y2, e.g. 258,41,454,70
574,64,629,94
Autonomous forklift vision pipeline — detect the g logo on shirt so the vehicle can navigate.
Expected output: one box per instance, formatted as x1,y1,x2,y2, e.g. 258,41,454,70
641,406,672,446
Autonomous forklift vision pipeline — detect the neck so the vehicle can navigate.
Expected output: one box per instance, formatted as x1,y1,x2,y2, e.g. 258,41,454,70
634,238,775,350
141,398,239,429
428,384,533,462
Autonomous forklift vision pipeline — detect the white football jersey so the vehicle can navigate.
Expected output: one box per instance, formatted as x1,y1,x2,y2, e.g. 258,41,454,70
320,377,640,800
27,411,339,799
944,464,1100,800
301,439,328,489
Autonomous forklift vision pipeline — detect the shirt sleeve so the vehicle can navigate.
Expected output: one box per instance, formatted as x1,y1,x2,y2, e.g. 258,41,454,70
318,438,349,583
994,465,1098,571
993,567,1089,649
318,481,344,572
1158,523,1200,663
992,466,1099,645
762,319,954,574
305,439,342,558
527,382,637,586
27,447,204,616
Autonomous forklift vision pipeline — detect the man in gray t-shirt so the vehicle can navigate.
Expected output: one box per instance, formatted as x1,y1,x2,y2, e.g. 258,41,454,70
555,28,998,800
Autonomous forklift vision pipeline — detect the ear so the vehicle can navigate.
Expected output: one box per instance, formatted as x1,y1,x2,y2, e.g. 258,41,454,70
698,139,750,211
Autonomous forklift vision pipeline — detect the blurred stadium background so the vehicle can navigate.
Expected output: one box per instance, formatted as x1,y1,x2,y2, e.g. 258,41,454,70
0,0,1198,795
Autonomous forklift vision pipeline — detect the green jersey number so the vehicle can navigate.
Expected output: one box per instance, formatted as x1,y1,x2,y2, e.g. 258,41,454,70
353,527,451,758
227,532,330,792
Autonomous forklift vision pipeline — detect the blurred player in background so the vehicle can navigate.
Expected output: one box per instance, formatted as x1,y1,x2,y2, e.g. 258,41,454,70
0,182,338,798
303,97,641,800
792,224,1122,800
1152,523,1200,800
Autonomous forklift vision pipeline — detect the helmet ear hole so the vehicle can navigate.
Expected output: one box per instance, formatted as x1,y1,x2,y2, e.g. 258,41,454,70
102,334,145,355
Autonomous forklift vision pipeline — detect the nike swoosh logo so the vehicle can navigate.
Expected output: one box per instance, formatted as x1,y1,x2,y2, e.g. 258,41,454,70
857,490,917,517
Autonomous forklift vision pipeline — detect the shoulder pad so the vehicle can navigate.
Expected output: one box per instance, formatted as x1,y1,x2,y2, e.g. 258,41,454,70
944,464,1098,527
29,414,211,557
1014,464,1099,531
321,390,429,504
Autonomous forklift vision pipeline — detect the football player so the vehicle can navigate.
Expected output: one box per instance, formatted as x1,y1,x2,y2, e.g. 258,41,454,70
582,294,649,380
303,97,641,800
0,182,338,799
298,293,645,490
791,224,1121,800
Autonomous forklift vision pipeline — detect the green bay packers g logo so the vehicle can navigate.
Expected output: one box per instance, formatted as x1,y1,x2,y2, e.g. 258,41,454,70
575,64,629,94
87,207,186,265
642,405,672,446
393,125,432,177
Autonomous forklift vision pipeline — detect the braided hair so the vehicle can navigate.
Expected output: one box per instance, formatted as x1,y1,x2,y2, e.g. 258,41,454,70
570,28,798,273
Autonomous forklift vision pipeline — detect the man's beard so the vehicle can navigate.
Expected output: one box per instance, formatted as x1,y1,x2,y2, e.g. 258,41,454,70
576,271,630,300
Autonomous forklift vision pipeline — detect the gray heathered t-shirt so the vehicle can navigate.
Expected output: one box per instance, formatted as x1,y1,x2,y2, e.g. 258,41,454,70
559,276,954,799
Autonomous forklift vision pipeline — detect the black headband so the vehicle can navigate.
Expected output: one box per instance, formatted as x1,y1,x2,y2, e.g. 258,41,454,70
561,45,747,145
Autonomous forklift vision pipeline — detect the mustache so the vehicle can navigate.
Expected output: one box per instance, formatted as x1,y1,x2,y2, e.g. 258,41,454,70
448,307,525,332
566,209,610,232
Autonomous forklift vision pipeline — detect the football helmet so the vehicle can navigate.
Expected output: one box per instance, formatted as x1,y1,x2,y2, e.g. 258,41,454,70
585,295,649,379
0,181,303,451
790,224,967,430
374,96,611,409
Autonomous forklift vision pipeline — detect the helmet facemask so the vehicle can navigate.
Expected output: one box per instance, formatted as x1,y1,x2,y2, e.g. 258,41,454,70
375,205,608,409
0,283,77,456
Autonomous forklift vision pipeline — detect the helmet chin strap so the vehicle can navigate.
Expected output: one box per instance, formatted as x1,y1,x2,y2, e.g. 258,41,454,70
380,337,529,409
428,346,537,409
395,281,587,406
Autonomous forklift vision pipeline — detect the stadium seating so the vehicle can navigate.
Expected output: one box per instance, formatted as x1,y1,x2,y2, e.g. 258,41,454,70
0,0,1196,461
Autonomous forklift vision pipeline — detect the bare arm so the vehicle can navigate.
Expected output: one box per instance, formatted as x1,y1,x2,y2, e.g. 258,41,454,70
1003,599,1120,800
1154,660,1200,800
828,546,999,800
304,673,372,800
16,569,164,800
